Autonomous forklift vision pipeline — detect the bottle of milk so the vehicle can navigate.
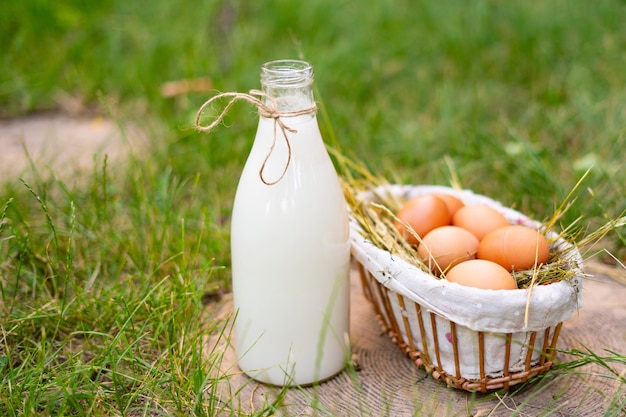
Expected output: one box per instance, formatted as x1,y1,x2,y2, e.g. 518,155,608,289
230,60,350,386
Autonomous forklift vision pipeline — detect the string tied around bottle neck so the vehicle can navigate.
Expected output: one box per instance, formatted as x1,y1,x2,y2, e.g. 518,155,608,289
195,89,317,185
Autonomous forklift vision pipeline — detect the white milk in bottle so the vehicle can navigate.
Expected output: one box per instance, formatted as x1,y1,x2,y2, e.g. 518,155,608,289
230,60,350,386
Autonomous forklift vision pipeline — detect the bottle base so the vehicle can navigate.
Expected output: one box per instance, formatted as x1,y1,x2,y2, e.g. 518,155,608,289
238,363,347,387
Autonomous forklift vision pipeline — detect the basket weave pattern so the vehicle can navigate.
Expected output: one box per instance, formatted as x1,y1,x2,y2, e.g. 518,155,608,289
356,260,562,392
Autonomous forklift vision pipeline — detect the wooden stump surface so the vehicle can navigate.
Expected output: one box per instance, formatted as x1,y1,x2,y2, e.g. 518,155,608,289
206,261,626,416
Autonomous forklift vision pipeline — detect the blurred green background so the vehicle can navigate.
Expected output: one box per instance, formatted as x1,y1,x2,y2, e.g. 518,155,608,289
2,0,625,279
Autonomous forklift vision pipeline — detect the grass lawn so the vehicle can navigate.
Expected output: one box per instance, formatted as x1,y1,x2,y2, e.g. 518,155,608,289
1,0,624,415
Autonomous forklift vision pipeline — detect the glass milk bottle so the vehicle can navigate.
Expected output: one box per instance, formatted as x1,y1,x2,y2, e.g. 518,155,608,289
230,60,350,386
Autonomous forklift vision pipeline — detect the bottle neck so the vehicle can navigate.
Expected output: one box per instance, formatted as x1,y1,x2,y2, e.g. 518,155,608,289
260,60,316,113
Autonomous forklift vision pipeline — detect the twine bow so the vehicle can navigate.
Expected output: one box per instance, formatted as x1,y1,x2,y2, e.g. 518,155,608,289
195,89,316,185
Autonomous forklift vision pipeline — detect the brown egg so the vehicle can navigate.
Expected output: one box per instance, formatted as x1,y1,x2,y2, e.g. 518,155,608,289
417,226,479,275
445,259,518,290
452,204,510,240
477,225,550,271
434,193,465,217
394,195,451,244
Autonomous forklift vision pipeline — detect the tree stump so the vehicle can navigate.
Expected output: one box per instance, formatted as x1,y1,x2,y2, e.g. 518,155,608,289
206,260,625,416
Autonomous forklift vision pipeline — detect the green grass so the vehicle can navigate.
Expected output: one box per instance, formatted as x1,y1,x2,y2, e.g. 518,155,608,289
1,0,625,415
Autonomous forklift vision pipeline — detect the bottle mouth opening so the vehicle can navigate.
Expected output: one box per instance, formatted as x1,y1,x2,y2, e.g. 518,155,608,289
261,60,313,88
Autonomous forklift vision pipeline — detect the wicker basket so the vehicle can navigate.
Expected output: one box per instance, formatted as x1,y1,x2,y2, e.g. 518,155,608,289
349,185,583,392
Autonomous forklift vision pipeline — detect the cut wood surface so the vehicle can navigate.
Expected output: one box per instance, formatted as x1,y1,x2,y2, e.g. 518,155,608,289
207,260,625,416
